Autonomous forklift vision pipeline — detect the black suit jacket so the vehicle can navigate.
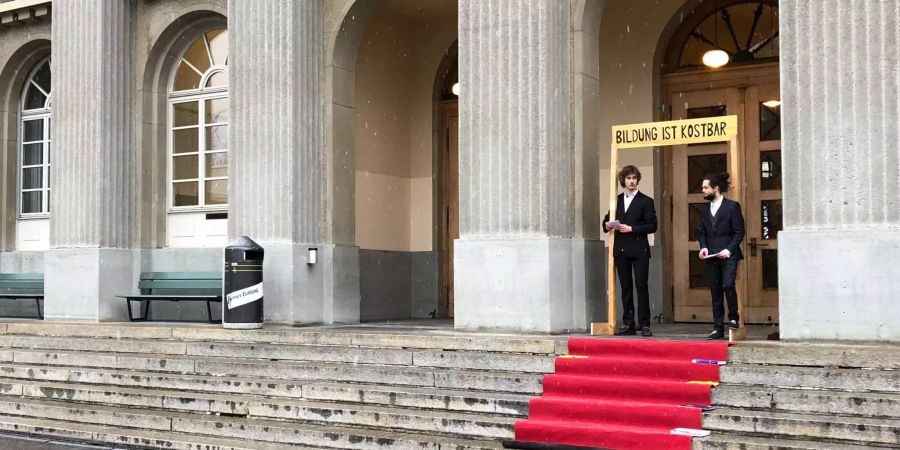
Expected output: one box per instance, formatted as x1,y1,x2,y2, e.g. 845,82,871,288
698,198,745,260
602,191,658,259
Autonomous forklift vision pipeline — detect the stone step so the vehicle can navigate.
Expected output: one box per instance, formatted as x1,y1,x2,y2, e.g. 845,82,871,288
0,378,519,439
0,322,563,354
703,407,900,446
0,362,308,398
0,363,533,414
720,363,900,392
693,431,879,450
193,356,544,394
0,397,504,449
0,347,545,393
0,335,556,372
251,398,516,439
712,384,900,418
302,382,530,415
0,364,540,406
729,342,900,369
3,347,198,373
0,414,324,449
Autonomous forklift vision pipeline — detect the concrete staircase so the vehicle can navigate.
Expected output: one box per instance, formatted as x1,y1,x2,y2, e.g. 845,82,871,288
0,322,566,449
696,341,900,449
3,322,898,450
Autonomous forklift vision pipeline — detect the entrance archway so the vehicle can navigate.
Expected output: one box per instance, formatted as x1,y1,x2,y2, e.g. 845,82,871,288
660,1,781,325
328,0,458,321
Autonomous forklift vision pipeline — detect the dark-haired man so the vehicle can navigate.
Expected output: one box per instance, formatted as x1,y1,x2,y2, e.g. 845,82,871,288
698,172,745,340
603,165,657,337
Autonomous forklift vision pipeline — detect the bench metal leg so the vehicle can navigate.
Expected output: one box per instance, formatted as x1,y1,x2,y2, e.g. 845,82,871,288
35,298,43,320
126,299,151,322
206,300,221,324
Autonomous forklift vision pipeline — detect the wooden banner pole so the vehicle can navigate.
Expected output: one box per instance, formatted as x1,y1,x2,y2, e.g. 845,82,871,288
606,140,619,334
591,141,620,336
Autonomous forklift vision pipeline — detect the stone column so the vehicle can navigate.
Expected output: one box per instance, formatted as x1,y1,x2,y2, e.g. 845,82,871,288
44,0,137,320
455,0,579,332
229,0,359,324
779,0,900,341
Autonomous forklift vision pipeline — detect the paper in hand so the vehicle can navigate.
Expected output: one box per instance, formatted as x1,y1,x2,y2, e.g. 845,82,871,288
607,220,621,230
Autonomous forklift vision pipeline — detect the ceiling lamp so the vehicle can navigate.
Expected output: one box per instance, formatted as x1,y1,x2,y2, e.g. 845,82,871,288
762,99,781,108
702,49,730,69
451,82,460,96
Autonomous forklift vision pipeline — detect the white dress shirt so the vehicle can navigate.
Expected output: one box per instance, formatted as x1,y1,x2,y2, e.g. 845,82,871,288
624,190,638,213
710,196,723,217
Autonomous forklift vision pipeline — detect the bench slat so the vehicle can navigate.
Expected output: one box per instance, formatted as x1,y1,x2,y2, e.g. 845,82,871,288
140,272,221,281
0,281,43,289
138,280,221,290
0,273,43,281
118,295,220,300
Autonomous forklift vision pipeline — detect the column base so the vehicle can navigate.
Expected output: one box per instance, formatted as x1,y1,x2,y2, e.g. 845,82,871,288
44,248,138,321
262,243,360,325
779,229,900,342
454,237,585,333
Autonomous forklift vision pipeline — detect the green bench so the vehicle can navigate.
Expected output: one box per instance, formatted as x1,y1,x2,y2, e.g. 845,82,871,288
117,272,222,323
0,273,44,319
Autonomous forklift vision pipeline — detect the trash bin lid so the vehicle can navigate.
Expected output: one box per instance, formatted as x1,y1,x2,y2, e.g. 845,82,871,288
226,236,263,251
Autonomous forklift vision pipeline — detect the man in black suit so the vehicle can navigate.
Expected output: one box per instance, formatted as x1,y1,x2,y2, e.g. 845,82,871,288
603,165,658,337
697,172,745,340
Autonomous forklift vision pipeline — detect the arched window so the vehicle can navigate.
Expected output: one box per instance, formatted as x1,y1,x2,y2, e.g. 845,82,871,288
169,28,228,209
667,1,779,71
20,59,51,216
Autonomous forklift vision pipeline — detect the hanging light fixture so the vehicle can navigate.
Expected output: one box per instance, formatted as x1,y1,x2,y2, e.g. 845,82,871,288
762,99,781,108
451,82,460,96
702,1,730,69
702,49,730,68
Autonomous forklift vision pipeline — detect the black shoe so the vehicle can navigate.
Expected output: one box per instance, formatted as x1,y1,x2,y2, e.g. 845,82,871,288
640,326,653,337
707,329,725,340
614,324,636,336
728,320,740,329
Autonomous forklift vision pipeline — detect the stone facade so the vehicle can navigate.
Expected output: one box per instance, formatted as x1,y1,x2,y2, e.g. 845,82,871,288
0,0,896,340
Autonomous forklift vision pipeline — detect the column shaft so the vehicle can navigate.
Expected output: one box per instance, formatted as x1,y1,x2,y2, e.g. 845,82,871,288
458,0,573,237
52,0,135,248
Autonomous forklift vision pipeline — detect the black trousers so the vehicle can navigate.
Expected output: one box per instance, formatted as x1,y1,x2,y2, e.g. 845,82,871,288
614,255,650,328
705,258,739,331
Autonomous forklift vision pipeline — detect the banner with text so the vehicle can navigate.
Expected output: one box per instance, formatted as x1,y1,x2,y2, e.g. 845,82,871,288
612,115,738,148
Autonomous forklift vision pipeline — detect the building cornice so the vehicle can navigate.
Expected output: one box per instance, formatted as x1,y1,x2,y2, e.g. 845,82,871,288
0,0,50,27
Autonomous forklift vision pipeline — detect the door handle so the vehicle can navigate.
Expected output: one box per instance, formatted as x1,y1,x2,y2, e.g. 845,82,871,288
749,237,769,257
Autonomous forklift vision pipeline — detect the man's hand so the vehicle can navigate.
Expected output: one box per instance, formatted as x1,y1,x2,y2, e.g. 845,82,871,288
717,249,731,259
604,222,613,232
699,248,709,259
618,224,633,233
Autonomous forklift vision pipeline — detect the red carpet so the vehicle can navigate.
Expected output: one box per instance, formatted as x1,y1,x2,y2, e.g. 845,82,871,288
512,337,730,450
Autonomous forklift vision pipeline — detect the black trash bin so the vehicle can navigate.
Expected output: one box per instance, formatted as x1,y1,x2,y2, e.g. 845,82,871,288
223,236,264,329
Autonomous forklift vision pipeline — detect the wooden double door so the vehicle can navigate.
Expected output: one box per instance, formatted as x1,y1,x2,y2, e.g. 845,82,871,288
665,63,782,324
